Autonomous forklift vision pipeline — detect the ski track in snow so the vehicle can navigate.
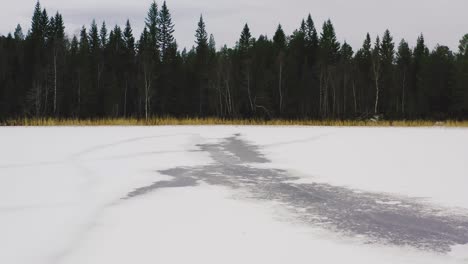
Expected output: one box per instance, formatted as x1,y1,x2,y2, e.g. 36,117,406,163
126,134,468,253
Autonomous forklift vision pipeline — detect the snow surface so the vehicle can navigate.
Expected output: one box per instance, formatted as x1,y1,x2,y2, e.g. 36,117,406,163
0,126,467,264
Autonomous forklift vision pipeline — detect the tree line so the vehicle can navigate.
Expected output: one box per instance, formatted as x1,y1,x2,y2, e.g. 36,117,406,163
1,1,468,120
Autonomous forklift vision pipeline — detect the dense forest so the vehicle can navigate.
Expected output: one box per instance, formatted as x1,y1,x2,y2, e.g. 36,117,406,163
0,1,467,120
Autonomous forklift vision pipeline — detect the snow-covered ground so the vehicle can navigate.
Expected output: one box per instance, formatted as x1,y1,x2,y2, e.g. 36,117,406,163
0,126,467,264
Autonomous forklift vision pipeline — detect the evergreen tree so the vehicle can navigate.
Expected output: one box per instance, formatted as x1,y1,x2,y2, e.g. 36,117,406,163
195,15,208,54
273,24,287,115
89,20,100,53
371,36,382,114
380,29,395,115
78,26,91,116
396,39,412,116
456,34,468,115
239,23,252,53
459,34,468,56
305,14,319,52
100,22,108,48
124,20,135,53
158,1,175,60
194,15,210,115
31,2,44,39
123,20,136,116
413,34,429,117
318,19,340,117
14,24,24,41
381,30,395,65
208,34,216,55
273,24,286,50
354,33,373,114
145,1,160,54
319,20,340,64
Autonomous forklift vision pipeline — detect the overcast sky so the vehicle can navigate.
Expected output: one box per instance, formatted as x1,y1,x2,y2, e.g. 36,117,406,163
1,0,467,51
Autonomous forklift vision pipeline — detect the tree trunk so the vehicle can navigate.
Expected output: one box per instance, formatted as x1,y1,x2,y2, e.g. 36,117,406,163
374,78,380,114
278,62,283,115
124,80,128,117
402,71,406,115
352,80,357,114
246,67,254,114
53,52,57,114
144,68,151,120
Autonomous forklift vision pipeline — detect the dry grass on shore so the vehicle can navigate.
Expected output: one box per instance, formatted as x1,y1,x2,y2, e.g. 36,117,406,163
1,117,468,127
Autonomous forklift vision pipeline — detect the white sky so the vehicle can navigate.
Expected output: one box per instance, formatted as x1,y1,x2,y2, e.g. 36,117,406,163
1,0,467,51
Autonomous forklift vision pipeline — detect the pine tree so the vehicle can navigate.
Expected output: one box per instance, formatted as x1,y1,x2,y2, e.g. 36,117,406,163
100,22,108,49
31,1,43,39
123,20,136,117
79,26,89,53
380,29,395,115
208,34,216,55
40,9,49,42
381,30,395,65
319,20,340,64
273,24,286,115
239,23,252,53
89,20,100,53
145,1,159,54
273,24,286,50
195,15,210,115
396,39,412,115
49,12,65,114
78,26,90,116
238,23,254,114
354,33,373,114
413,34,429,117
138,27,155,119
318,19,340,117
158,1,175,60
456,34,468,115
123,20,135,53
459,34,468,56
371,36,382,114
195,15,208,54
305,14,318,51
14,24,24,41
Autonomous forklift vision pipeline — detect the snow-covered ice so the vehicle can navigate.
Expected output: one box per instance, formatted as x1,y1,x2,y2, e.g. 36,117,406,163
0,126,467,264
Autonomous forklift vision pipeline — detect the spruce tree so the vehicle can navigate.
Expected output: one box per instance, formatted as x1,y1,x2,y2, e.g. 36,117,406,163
319,20,340,64
208,34,216,54
396,39,412,116
145,1,159,54
31,1,43,39
195,15,209,115
381,30,395,65
371,36,382,114
305,14,318,50
459,34,468,56
89,20,100,53
380,29,395,115
195,15,208,54
123,20,135,53
14,24,24,41
239,23,252,53
273,24,286,50
123,20,136,117
158,1,175,60
100,22,108,49
413,34,429,117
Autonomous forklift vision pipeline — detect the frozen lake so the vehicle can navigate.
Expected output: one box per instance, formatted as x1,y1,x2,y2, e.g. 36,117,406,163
1,126,468,263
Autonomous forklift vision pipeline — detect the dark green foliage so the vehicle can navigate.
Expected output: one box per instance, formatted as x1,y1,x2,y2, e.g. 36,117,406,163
158,1,175,60
0,1,467,121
